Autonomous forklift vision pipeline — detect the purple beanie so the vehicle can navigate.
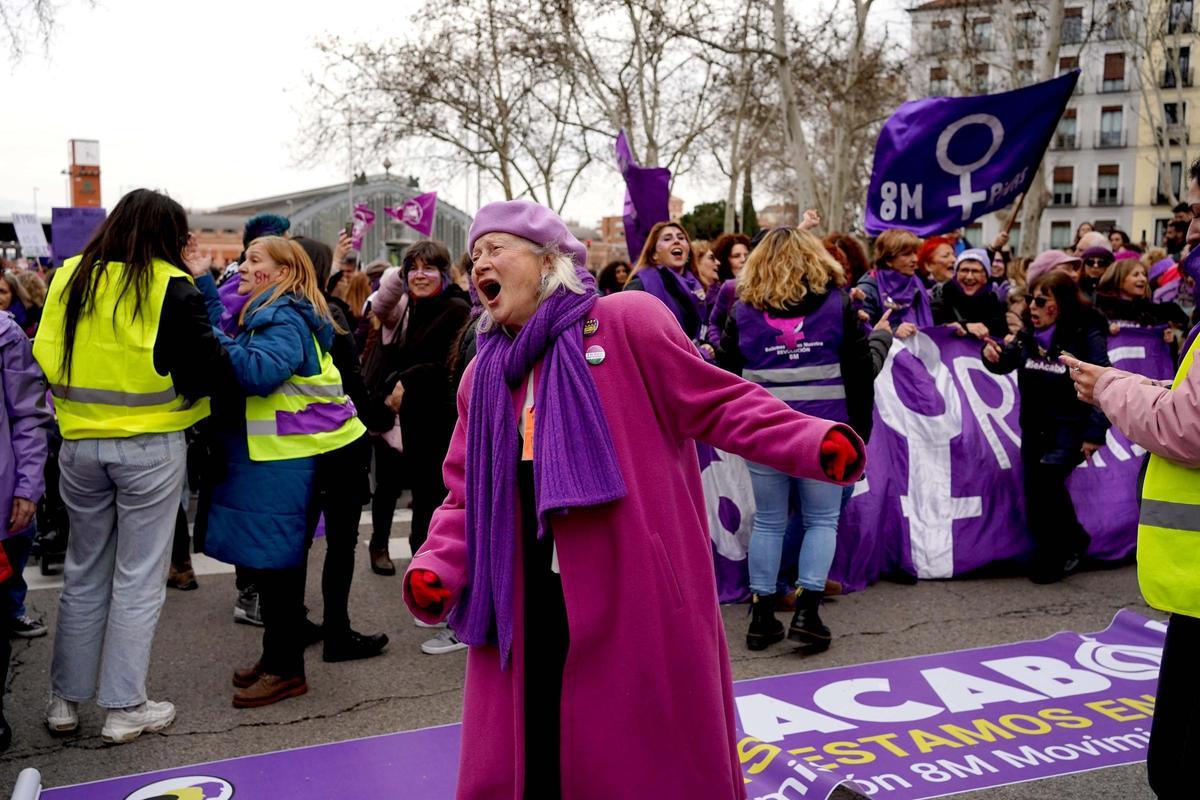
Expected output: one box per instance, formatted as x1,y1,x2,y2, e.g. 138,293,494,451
468,200,589,270
1027,249,1081,283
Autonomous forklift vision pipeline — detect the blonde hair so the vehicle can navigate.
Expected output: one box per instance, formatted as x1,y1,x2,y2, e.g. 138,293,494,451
738,228,845,310
240,236,339,330
339,271,372,316
873,229,921,269
13,271,46,307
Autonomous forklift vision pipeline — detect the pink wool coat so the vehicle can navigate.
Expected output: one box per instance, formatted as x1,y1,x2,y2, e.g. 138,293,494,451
403,291,865,800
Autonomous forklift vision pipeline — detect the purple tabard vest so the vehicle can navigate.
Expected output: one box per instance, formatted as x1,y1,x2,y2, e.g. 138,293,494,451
734,291,849,423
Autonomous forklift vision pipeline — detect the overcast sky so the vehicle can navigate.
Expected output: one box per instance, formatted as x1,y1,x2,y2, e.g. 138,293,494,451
1,0,909,228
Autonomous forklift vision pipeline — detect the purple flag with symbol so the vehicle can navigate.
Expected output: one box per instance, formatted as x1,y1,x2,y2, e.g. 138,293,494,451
864,71,1078,236
352,203,376,251
386,191,437,237
614,129,670,263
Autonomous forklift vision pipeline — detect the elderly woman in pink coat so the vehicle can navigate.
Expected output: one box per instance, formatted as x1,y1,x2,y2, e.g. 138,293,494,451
402,200,865,800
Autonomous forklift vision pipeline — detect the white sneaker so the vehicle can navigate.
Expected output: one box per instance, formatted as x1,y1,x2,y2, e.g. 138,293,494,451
420,629,467,655
101,700,176,744
413,616,447,629
45,694,79,734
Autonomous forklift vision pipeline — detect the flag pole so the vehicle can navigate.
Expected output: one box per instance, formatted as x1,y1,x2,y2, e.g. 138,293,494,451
1001,192,1026,237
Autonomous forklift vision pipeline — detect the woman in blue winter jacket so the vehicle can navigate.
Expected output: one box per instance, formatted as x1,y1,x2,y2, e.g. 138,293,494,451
196,236,365,708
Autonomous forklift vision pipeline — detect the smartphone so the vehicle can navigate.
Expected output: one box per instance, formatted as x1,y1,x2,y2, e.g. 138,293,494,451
344,222,354,239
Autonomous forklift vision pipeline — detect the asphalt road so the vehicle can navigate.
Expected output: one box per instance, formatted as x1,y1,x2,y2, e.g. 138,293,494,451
0,527,1158,799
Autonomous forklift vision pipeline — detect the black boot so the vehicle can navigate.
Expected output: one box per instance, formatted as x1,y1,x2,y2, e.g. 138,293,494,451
788,589,831,652
746,594,785,651
323,629,389,663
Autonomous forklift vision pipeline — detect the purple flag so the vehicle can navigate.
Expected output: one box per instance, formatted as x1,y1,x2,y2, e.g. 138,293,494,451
614,129,670,263
352,203,376,251
51,207,106,265
386,191,437,237
865,71,1079,236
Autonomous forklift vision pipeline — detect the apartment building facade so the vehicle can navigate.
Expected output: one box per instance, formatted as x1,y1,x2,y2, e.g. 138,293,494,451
909,0,1199,251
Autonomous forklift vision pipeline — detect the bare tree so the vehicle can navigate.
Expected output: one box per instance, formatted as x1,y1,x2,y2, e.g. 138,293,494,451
301,0,592,213
772,0,820,214
2,0,68,60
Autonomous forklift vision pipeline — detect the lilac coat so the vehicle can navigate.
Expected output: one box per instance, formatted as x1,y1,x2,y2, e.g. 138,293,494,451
0,313,50,540
403,291,865,800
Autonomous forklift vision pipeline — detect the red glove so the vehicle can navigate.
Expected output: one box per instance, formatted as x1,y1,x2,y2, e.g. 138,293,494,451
820,429,861,482
408,569,450,610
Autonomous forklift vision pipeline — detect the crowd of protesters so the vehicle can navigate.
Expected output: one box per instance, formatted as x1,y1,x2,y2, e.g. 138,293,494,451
1,179,1197,799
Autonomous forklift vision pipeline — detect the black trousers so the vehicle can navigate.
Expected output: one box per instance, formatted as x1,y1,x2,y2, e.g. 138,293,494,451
0,536,21,711
408,462,446,556
519,462,569,800
246,564,307,678
170,506,191,566
1148,613,1200,798
309,436,370,635
370,440,406,552
1022,458,1090,567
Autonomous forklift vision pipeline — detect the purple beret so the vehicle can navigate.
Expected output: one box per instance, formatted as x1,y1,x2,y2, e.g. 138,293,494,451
1080,246,1115,264
468,200,589,270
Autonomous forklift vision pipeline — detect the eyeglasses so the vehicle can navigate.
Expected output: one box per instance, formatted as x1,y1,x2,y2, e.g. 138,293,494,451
1031,295,1052,308
408,267,441,276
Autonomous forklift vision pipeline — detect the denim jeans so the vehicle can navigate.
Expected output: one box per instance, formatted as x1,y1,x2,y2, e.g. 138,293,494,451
747,462,844,596
50,431,187,708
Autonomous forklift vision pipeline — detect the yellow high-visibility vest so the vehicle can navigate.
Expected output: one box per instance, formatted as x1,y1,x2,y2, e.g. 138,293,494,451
1137,331,1200,617
244,336,365,461
33,257,210,439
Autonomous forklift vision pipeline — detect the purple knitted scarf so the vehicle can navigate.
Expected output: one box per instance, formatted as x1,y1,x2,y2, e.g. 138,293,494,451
451,268,627,667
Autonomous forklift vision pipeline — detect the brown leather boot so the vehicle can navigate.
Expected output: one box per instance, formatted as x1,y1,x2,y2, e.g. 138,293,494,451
232,660,263,689
232,674,308,708
167,560,199,591
369,548,396,576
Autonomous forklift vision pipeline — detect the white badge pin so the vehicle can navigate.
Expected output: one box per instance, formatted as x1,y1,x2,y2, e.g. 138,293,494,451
585,345,606,365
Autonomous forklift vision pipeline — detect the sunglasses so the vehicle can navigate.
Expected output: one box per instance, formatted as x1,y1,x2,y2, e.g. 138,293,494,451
1031,295,1052,308
1084,258,1109,267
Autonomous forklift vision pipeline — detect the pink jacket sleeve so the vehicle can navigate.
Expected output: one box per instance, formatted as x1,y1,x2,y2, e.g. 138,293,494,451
372,267,407,344
402,361,471,623
620,292,865,484
1094,360,1200,467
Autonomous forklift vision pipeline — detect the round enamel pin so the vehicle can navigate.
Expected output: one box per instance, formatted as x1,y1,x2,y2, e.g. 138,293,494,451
585,345,606,365
583,318,599,336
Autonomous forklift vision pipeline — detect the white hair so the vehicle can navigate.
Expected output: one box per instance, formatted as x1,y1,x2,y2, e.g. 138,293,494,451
476,241,585,333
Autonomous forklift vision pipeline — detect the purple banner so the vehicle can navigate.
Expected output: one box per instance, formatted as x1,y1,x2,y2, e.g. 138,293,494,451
50,207,107,265
352,203,376,251
42,612,1162,800
704,326,1173,596
386,191,437,237
864,71,1078,236
614,129,670,263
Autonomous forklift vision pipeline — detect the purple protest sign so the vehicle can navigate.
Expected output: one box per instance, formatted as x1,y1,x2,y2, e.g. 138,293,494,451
50,207,106,265
614,129,671,262
864,71,1078,236
352,203,376,251
386,191,437,237
701,326,1172,595
737,609,1163,799
43,612,1162,800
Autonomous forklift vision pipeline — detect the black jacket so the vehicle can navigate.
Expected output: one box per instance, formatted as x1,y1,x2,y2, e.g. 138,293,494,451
716,290,892,442
154,276,234,403
1095,294,1189,329
983,309,1111,464
931,281,1008,337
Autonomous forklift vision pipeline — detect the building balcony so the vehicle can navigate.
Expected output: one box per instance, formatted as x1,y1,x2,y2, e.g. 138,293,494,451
1052,132,1080,150
1156,123,1191,144
1165,13,1196,34
1162,67,1194,88
1051,193,1078,207
1094,129,1127,148
1099,78,1128,93
1091,188,1124,206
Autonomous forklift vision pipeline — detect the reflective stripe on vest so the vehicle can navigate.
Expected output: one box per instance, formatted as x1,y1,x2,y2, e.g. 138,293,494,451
1136,331,1200,617
244,335,366,461
33,257,211,439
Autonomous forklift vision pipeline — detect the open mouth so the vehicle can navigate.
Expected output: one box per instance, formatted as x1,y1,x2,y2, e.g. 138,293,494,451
479,277,502,301
670,247,685,259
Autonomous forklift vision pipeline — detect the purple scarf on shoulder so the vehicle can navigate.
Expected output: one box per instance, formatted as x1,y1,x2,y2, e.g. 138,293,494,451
875,268,933,327
451,267,627,667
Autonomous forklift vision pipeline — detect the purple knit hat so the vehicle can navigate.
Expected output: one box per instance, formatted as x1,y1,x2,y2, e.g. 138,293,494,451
1027,249,1081,283
468,200,589,269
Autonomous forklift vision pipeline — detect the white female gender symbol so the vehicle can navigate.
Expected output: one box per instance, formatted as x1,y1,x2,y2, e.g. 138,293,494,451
937,113,1005,220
